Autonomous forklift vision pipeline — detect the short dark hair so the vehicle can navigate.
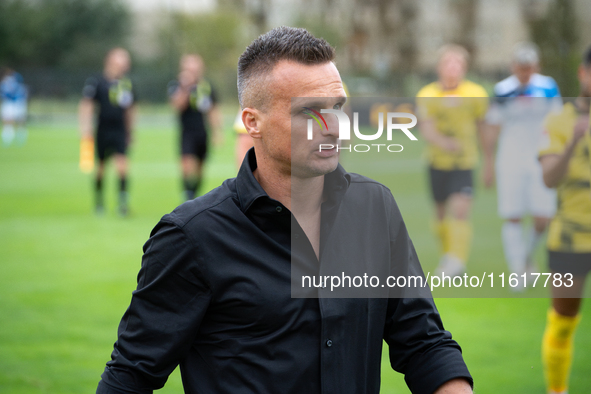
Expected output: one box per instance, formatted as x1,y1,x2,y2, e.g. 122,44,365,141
237,26,336,109
583,45,591,67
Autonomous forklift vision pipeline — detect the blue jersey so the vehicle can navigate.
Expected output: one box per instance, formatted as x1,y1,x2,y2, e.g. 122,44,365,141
488,73,562,164
493,73,560,98
0,72,28,102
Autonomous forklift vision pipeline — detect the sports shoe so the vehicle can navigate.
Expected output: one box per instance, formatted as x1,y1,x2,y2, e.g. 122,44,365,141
434,254,466,277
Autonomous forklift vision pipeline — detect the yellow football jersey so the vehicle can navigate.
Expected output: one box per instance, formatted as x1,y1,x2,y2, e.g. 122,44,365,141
416,80,488,170
539,102,591,253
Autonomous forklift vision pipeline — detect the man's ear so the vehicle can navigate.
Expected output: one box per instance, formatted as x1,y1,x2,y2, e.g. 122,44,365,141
242,108,262,139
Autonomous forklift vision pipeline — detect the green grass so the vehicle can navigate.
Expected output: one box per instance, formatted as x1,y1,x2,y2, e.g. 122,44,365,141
1,104,590,393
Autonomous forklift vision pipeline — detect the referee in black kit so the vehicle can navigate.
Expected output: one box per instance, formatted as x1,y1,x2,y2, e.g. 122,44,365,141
79,47,136,216
169,54,223,201
97,28,473,394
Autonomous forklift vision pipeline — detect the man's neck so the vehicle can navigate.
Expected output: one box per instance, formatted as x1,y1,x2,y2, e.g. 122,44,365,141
253,153,327,259
439,79,461,91
291,176,325,217
104,69,121,81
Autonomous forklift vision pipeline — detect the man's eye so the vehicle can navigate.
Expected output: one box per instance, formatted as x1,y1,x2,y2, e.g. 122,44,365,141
333,103,342,110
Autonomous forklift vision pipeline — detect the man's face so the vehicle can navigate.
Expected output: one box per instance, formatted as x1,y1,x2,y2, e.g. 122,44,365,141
181,56,204,81
106,50,130,78
437,53,467,88
255,60,346,179
512,63,537,85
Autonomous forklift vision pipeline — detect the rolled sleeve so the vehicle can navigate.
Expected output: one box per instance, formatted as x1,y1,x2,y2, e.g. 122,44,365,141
385,296,472,394
97,218,212,393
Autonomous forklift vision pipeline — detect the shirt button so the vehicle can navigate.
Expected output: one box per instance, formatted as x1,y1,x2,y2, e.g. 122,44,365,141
276,206,283,213
326,339,333,347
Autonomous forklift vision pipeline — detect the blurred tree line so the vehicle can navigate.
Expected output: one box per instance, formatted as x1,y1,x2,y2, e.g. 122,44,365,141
0,0,130,68
0,0,131,98
525,0,580,97
156,8,246,104
0,0,586,101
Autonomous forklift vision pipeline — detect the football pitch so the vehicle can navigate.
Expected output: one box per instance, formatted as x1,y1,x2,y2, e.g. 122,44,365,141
0,102,590,393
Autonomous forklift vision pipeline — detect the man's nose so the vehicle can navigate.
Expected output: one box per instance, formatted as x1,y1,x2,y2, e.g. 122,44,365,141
322,115,338,136
322,110,350,138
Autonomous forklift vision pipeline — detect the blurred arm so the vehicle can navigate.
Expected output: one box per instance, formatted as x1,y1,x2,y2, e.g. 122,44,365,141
480,121,499,188
208,105,224,145
419,118,460,152
78,98,95,139
540,116,588,188
124,104,137,145
479,120,499,159
170,86,190,112
540,145,576,189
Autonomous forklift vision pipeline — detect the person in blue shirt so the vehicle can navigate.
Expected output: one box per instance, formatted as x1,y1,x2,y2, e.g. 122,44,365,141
1,68,28,146
484,42,562,288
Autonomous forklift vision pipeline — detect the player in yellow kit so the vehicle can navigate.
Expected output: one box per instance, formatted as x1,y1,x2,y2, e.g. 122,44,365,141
416,44,488,276
538,46,591,394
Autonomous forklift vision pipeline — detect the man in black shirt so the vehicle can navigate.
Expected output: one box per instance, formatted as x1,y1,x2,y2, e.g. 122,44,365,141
79,47,136,216
169,54,223,200
97,28,473,393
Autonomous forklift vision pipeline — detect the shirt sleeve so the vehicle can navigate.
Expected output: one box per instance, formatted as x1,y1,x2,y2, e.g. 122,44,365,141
539,112,567,157
166,80,179,98
130,79,138,105
210,84,218,106
83,77,99,100
97,217,212,393
383,197,472,394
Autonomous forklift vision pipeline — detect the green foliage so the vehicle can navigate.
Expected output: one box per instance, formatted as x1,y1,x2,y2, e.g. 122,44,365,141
0,0,130,69
293,17,343,55
528,0,580,96
160,10,246,103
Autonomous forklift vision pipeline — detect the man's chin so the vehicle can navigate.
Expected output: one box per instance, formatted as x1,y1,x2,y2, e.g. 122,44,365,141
292,156,339,179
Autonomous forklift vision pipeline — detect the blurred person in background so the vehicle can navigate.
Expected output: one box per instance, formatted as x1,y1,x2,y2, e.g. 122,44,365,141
79,48,136,216
484,42,562,288
1,67,28,146
416,45,489,276
538,45,591,394
168,54,223,201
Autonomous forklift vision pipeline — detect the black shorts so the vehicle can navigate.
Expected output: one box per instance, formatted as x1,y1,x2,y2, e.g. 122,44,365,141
429,167,473,203
548,251,591,276
96,129,127,161
181,130,207,160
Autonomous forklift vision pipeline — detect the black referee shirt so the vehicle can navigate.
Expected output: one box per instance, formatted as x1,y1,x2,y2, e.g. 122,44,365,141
82,75,135,132
97,149,472,394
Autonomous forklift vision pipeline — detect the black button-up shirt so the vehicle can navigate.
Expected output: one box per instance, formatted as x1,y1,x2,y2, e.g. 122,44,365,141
97,149,472,394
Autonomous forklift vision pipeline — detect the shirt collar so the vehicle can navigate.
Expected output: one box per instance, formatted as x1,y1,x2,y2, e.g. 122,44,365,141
236,148,351,213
